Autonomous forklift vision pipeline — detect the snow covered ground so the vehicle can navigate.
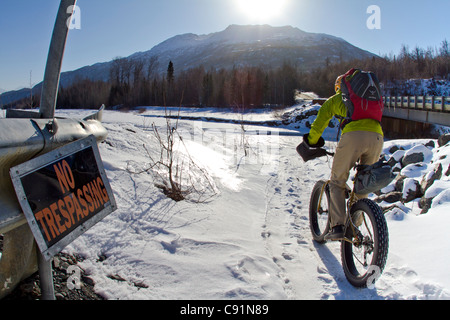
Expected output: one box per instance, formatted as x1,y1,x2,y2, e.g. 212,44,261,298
48,105,450,300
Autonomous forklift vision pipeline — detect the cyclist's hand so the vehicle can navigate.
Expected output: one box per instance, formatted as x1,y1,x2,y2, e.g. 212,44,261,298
303,133,324,148
297,134,330,162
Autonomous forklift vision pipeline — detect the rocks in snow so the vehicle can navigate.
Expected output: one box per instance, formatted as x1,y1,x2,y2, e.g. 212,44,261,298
403,178,422,203
420,163,442,195
438,133,450,147
375,134,450,214
376,191,403,204
401,144,433,167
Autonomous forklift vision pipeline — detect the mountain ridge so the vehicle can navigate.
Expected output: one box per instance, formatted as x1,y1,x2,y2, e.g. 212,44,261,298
1,24,377,105
129,24,375,71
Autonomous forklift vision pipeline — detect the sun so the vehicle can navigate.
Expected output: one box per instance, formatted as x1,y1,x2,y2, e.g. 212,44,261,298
235,0,289,22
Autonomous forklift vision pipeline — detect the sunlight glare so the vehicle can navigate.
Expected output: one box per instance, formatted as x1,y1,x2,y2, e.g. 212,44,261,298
236,0,289,22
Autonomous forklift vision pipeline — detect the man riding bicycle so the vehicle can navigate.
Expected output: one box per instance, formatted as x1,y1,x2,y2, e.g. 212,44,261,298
299,69,384,241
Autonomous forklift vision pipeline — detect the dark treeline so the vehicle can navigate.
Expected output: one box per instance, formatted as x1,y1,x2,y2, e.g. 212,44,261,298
22,39,450,110
57,58,301,109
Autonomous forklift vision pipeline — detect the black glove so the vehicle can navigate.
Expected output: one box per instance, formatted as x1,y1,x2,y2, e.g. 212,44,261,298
296,134,328,162
303,133,325,148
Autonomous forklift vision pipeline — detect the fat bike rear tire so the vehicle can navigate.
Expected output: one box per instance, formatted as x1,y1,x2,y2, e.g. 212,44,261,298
341,198,389,288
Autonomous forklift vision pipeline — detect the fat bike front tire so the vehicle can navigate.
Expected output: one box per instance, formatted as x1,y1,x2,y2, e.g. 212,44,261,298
309,180,331,244
341,198,389,288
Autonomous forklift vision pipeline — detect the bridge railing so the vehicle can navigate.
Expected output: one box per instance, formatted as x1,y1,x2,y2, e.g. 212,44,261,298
383,96,450,113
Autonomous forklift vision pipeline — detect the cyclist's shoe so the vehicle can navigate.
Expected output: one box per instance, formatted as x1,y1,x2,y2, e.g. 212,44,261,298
325,225,344,241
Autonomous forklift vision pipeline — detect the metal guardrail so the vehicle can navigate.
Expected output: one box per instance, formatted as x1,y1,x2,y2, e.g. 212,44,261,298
0,112,108,235
0,110,108,300
383,96,450,112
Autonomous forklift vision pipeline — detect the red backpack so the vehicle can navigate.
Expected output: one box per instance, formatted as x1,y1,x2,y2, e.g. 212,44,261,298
340,68,384,126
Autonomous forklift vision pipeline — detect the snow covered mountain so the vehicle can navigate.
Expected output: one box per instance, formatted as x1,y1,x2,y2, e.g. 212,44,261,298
62,24,377,85
129,24,377,73
1,25,377,105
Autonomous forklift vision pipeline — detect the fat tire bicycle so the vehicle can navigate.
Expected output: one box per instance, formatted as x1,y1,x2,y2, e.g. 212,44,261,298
309,179,389,288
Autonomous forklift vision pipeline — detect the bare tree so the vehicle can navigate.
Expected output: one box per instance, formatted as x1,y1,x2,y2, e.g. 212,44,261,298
147,56,159,80
128,104,217,202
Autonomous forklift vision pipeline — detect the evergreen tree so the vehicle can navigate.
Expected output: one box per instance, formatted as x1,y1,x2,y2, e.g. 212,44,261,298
167,61,175,85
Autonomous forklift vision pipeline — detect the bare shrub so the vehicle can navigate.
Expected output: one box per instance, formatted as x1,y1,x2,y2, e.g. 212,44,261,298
128,108,217,202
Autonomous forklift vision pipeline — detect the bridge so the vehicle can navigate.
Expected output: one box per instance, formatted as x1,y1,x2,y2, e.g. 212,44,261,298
382,96,450,127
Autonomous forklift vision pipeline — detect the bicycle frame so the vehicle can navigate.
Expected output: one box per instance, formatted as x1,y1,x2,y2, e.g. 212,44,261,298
317,180,366,245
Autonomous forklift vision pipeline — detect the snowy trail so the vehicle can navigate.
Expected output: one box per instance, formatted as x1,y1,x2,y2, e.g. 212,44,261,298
261,138,320,299
260,137,371,299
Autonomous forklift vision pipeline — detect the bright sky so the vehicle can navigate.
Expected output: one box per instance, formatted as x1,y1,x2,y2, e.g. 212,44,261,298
0,0,449,92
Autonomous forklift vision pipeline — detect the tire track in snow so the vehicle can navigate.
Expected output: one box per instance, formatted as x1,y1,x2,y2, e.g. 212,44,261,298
262,139,331,299
262,171,296,298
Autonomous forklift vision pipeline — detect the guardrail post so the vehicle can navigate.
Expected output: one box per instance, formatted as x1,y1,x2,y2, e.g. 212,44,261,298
39,0,77,119
38,253,55,300
38,0,77,299
37,0,77,299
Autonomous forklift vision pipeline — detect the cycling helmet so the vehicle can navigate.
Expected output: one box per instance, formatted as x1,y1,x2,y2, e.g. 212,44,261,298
335,74,344,93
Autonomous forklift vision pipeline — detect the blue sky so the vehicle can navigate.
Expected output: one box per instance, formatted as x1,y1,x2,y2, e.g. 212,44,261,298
0,0,449,92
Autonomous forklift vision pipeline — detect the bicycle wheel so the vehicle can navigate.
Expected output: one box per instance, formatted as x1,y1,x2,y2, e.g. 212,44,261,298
309,180,331,243
341,198,389,288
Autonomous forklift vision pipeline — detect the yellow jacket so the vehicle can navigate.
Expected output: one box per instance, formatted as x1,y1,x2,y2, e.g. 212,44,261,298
308,93,384,146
